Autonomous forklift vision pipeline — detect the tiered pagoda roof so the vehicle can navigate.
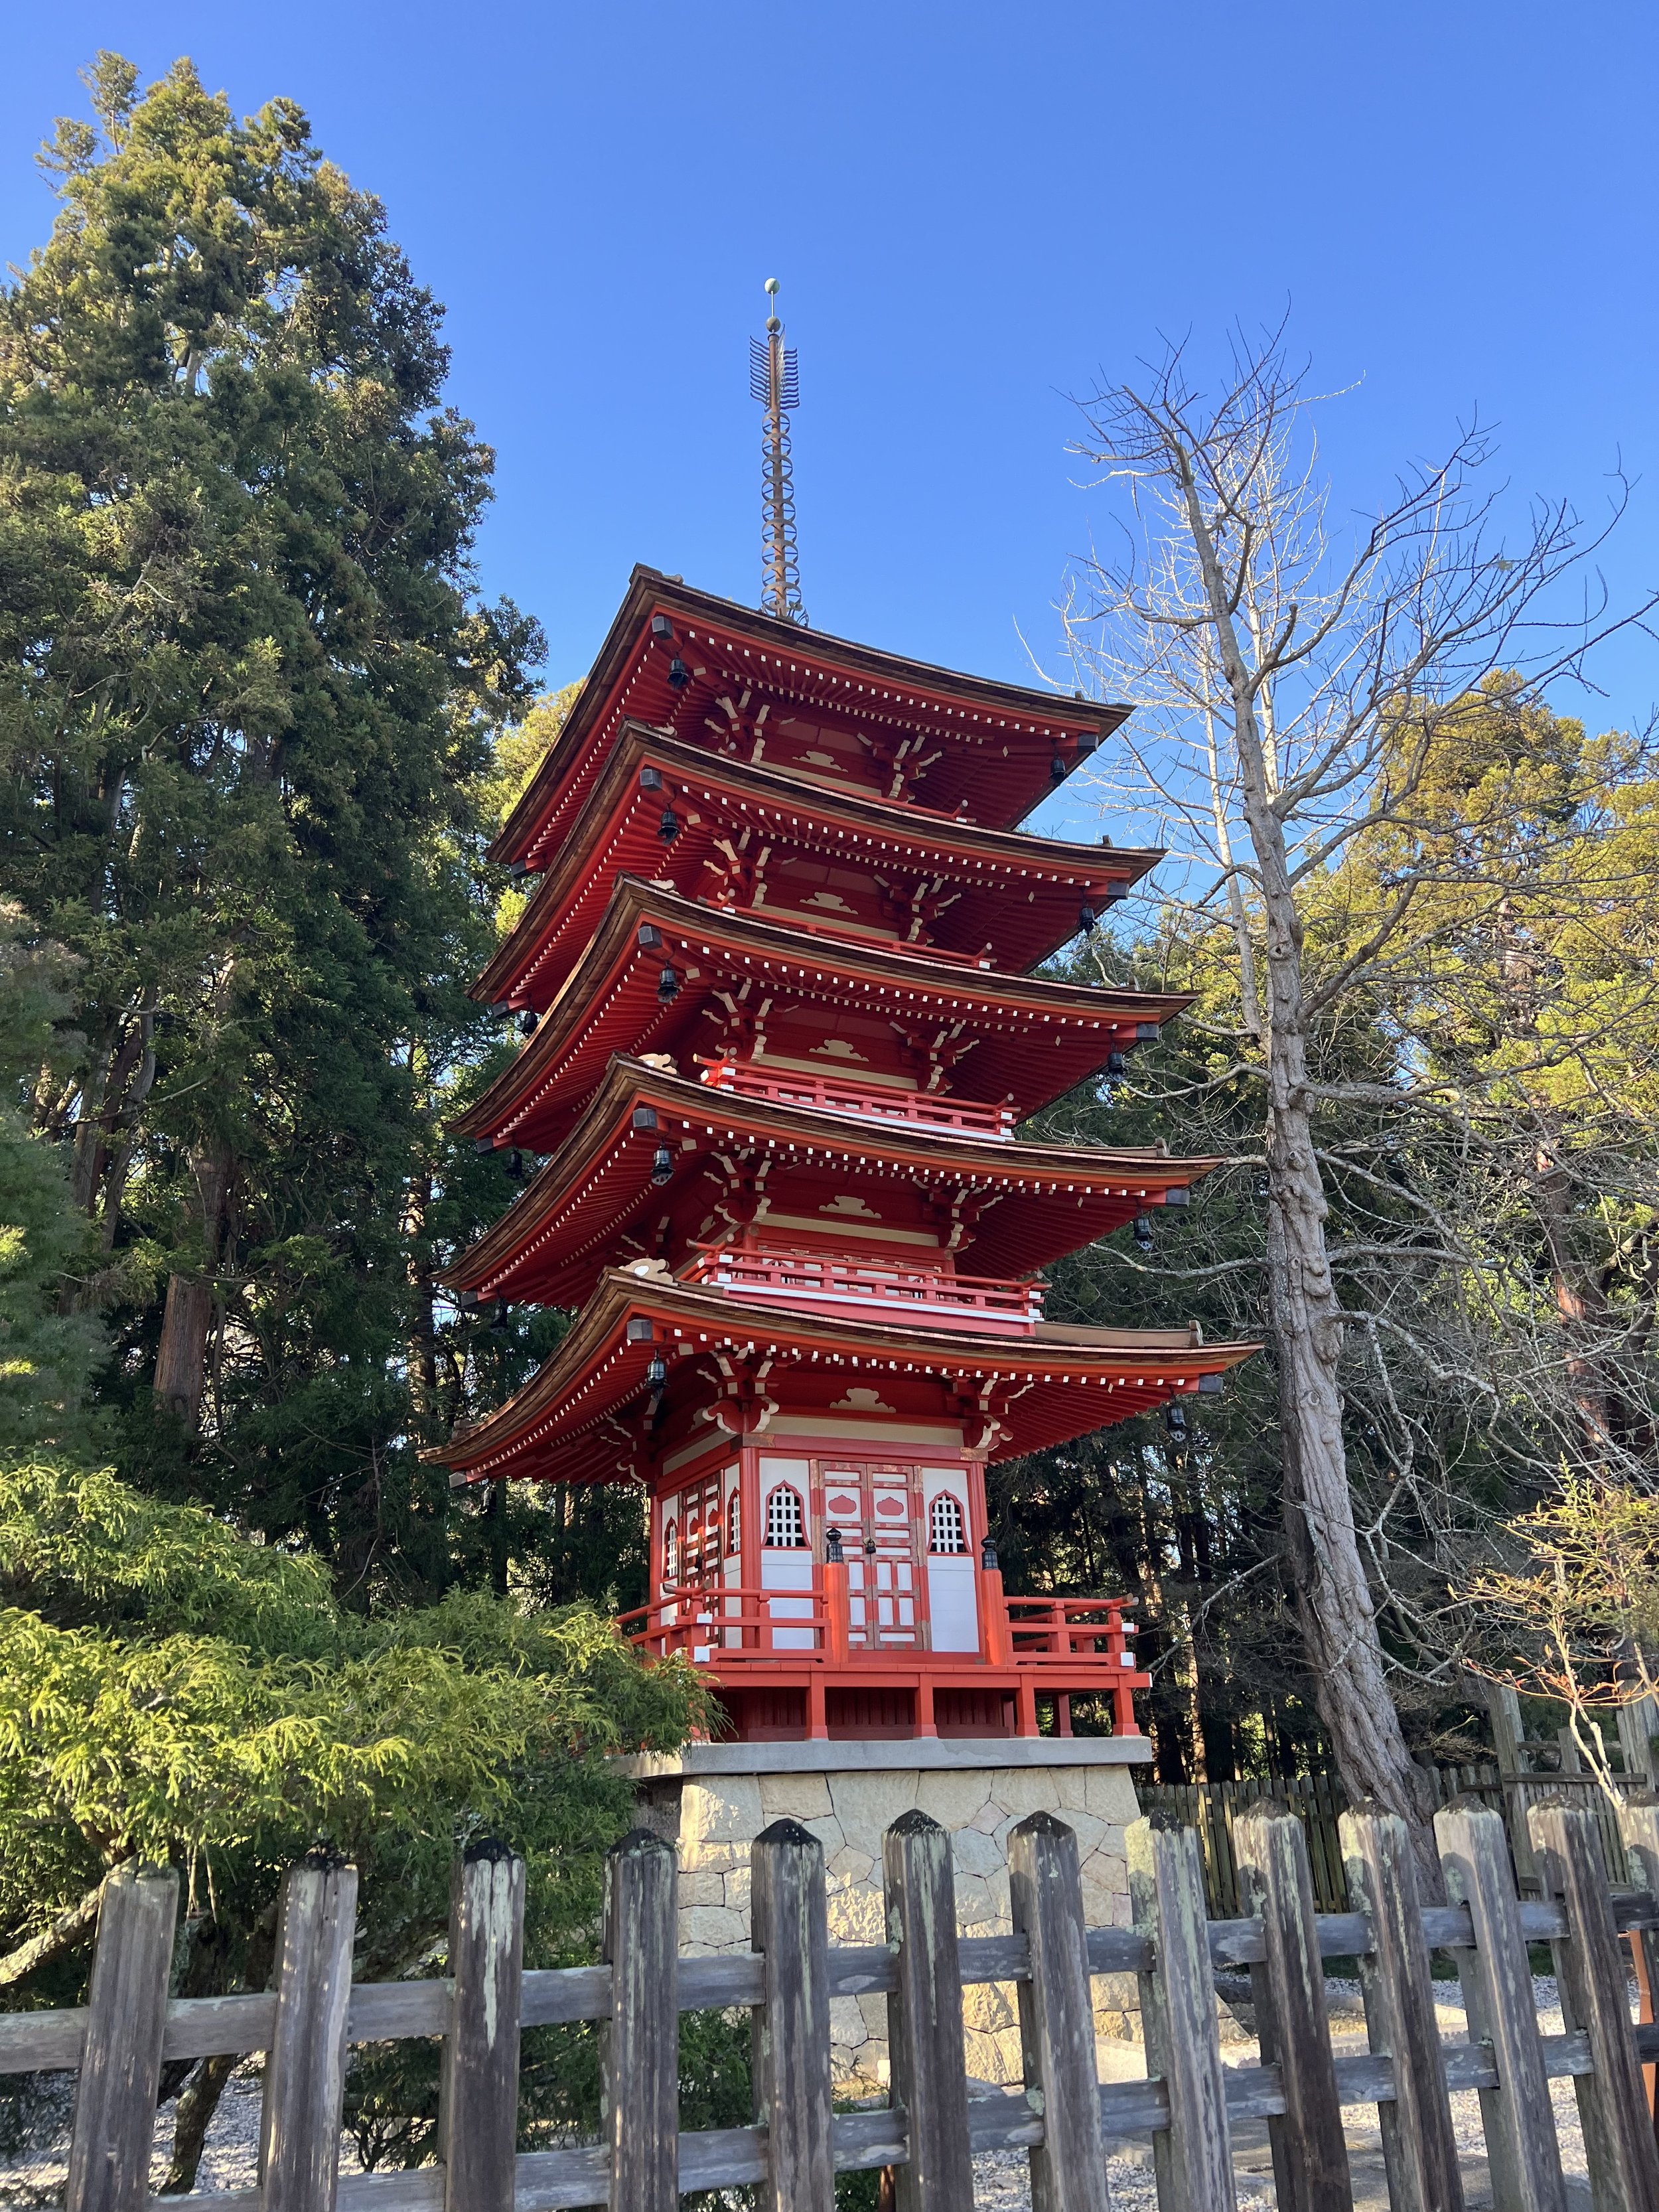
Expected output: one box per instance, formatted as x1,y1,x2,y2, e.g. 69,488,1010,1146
439,570,1254,1489
433,569,1254,1744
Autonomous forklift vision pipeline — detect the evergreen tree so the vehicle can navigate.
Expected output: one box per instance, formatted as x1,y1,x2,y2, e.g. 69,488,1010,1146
0,57,542,1590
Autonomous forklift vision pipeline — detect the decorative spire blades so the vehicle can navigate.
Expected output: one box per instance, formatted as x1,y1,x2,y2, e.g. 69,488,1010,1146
752,277,806,627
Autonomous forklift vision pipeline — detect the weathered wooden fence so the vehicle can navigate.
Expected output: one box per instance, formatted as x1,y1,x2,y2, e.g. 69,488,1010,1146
9,1794,1659,2212
1143,1765,1632,1913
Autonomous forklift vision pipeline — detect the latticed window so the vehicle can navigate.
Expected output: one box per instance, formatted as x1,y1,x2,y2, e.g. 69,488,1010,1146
928,1492,967,1555
727,1488,742,1557
764,1483,807,1549
663,1518,680,1582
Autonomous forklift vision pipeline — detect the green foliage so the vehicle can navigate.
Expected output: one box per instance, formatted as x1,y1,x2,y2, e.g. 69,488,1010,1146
0,905,108,1455
0,1453,706,2175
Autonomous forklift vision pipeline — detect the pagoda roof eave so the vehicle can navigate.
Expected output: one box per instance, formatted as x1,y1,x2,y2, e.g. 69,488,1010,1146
492,569,1133,867
474,723,1163,1009
453,877,1193,1151
426,1268,1258,1485
443,1053,1226,1302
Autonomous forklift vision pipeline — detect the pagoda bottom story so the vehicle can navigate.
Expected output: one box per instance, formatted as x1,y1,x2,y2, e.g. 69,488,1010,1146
623,1412,1152,1745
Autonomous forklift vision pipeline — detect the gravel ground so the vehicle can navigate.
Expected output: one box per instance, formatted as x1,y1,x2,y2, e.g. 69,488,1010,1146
1,2063,362,2207
0,1974,1619,2210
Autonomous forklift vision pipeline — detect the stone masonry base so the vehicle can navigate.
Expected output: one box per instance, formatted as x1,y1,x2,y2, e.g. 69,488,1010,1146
618,1737,1150,2091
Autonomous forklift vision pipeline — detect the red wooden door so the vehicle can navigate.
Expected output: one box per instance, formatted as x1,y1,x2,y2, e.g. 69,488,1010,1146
818,1460,922,1647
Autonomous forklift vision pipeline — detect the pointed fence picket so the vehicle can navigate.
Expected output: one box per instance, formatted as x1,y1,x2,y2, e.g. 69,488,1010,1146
7,1793,1659,2212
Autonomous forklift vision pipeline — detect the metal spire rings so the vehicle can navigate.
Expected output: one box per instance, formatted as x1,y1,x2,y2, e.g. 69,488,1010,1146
749,277,806,627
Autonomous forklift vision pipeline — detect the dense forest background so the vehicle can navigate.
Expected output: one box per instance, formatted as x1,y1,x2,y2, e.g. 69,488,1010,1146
3,57,1658,2145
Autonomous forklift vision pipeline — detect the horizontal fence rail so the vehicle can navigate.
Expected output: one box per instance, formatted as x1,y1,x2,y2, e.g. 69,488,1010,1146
8,1796,1659,2211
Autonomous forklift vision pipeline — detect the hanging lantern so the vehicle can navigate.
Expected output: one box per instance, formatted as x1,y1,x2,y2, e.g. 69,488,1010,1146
657,965,681,1003
651,1143,674,1185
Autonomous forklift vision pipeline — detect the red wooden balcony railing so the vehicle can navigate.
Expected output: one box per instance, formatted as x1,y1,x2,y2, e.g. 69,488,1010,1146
613,1576,1147,1739
680,1248,1044,1334
698,1058,1016,1140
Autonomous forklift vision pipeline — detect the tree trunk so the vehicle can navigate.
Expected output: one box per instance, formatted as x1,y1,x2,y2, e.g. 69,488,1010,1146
162,2053,236,2193
1176,447,1439,1888
1533,1143,1616,1455
153,1142,233,1428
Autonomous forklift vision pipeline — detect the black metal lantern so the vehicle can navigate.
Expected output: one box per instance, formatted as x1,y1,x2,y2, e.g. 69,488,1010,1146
657,964,680,1003
651,1142,674,1186
1167,1402,1189,1441
1078,903,1097,934
824,1526,844,1564
519,1010,537,1036
646,1351,668,1388
981,1534,999,1572
668,656,691,692
1132,1213,1154,1253
1050,752,1068,785
1105,1050,1127,1082
658,806,681,844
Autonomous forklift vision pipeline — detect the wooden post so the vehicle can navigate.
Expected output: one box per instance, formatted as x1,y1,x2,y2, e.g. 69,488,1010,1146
1619,1796,1659,2137
751,1820,835,2212
1008,1812,1108,2212
1232,1802,1352,2212
824,1558,850,1665
1127,1812,1235,2212
1339,1806,1464,2212
64,1862,179,2212
1529,1797,1659,2212
1434,1797,1565,2212
1475,1677,1539,1882
1617,1691,1659,1789
259,1848,358,2212
439,1840,525,2212
981,1566,1014,1665
883,1810,972,2212
603,1827,678,2212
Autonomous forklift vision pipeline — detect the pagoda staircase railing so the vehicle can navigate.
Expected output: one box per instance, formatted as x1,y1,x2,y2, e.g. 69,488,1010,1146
698,1057,1016,1139
680,1247,1043,1333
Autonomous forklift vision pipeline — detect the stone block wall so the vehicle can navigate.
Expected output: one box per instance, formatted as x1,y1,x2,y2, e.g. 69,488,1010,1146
650,1756,1142,2091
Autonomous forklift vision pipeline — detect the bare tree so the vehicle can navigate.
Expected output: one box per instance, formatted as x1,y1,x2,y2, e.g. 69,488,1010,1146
1056,327,1656,1880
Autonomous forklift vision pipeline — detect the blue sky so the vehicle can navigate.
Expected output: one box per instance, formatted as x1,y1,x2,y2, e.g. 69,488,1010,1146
5,2,1656,800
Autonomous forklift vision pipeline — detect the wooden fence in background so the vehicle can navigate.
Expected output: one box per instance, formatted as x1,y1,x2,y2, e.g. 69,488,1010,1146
1141,1764,1632,1914
8,1794,1659,2212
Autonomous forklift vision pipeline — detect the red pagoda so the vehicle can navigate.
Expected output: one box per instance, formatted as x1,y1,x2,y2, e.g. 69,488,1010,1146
435,569,1254,1743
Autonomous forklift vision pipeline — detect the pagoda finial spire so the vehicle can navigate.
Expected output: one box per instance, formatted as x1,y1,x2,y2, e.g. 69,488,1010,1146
750,277,806,627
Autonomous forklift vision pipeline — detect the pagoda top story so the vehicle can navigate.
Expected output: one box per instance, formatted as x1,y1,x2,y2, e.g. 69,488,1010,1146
437,570,1256,1744
491,569,1134,874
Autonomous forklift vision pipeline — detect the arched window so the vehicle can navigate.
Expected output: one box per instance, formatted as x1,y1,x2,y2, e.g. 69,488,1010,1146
928,1492,967,1556
763,1483,808,1549
662,1517,680,1584
727,1487,742,1558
